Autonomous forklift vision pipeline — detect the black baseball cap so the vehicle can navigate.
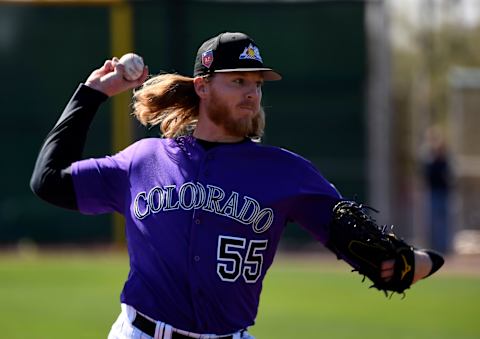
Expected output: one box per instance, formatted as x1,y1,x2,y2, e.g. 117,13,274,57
193,32,282,81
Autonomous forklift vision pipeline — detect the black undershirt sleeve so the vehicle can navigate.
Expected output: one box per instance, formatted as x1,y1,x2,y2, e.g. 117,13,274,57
30,84,109,210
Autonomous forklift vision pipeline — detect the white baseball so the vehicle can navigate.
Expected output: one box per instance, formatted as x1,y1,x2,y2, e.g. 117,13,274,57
118,53,144,81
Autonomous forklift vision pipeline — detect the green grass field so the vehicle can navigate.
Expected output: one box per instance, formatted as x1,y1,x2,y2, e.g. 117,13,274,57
0,251,478,339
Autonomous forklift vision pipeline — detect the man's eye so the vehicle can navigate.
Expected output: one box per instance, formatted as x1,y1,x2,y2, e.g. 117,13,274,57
233,79,244,85
256,81,264,88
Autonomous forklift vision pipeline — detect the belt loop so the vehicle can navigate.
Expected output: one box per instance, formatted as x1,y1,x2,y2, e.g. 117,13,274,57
163,324,173,339
155,322,165,339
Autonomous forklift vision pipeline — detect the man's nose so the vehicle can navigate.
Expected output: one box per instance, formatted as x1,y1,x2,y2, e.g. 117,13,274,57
245,85,260,100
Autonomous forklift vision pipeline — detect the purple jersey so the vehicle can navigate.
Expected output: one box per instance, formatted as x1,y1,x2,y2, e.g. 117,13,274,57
72,135,341,334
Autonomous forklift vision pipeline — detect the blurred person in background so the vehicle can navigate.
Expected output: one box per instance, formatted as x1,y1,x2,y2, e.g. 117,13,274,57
422,125,452,254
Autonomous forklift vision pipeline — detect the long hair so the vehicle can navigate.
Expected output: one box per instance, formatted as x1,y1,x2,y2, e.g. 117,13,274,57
133,74,199,138
132,73,266,140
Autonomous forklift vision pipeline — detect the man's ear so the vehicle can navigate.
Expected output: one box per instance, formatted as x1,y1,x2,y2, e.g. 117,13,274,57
193,77,209,98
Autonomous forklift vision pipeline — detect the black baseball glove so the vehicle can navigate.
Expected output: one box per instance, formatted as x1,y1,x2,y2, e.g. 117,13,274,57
326,200,425,295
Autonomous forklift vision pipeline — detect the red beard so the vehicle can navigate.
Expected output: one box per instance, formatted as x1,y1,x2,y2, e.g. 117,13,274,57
207,89,259,138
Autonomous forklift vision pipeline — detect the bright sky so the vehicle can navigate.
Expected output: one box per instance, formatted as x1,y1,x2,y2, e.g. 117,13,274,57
459,0,480,25
390,0,480,27
389,0,480,49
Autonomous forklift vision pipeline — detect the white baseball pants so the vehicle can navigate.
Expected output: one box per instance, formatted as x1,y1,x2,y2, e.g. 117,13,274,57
107,304,254,339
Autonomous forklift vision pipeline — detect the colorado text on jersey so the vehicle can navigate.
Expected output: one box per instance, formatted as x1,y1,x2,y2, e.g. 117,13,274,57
133,181,274,234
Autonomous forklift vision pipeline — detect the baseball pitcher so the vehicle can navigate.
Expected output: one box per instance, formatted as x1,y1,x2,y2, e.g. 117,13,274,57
30,32,444,339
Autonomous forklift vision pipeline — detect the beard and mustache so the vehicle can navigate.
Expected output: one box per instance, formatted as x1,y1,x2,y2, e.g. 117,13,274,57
206,88,263,138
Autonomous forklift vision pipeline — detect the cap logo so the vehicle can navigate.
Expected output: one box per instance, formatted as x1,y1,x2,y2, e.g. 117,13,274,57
239,43,263,63
202,50,214,68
